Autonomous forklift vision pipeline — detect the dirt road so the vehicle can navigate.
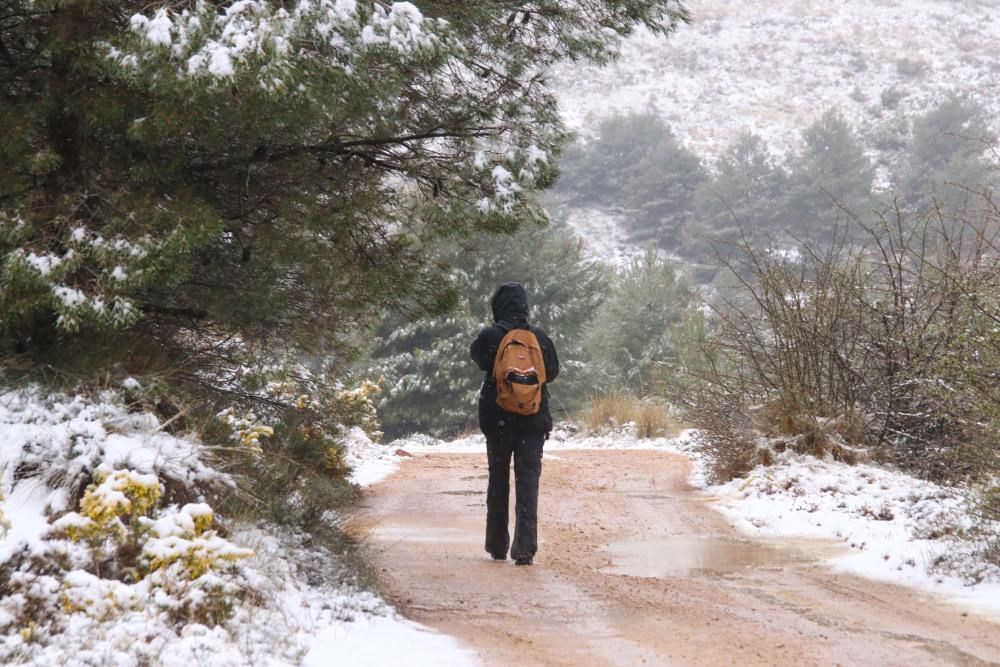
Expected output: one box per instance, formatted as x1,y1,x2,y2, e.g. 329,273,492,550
350,450,1000,666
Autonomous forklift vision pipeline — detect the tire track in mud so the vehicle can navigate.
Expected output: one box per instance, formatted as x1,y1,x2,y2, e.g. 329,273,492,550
349,450,1000,667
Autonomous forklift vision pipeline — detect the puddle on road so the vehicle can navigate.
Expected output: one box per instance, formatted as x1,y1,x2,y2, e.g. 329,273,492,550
603,535,844,578
371,520,481,544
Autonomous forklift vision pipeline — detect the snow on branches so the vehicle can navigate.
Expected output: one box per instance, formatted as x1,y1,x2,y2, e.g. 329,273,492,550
114,0,447,86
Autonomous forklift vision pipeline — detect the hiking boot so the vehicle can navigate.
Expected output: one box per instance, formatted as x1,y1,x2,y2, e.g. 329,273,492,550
514,556,533,566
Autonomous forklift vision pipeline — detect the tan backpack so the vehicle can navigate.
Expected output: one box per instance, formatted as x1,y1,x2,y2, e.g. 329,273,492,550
493,328,547,415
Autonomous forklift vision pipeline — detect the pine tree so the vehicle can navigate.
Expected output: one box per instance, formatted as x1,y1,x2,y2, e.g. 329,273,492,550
0,0,688,384
782,109,875,242
621,119,705,248
555,112,705,249
684,132,788,260
899,96,996,213
580,248,700,396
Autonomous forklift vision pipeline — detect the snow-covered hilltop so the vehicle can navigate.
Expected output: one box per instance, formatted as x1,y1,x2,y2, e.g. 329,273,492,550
553,0,1000,160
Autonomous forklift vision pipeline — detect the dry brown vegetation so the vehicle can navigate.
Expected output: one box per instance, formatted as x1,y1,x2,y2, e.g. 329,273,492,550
578,393,682,438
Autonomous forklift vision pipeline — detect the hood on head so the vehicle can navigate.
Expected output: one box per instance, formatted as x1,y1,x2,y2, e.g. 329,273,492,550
491,282,529,329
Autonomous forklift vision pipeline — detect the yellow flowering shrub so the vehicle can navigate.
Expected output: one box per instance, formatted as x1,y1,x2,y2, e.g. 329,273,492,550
81,470,161,521
49,470,251,586
142,503,252,579
18,621,39,643
216,408,273,453
322,445,349,476
334,379,383,441
59,571,140,620
55,469,162,543
239,424,274,450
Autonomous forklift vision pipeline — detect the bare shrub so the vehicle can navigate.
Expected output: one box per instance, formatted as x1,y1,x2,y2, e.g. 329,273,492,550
684,390,764,482
680,193,1000,482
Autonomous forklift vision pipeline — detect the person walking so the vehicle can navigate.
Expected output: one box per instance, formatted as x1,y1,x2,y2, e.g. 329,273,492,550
470,282,559,566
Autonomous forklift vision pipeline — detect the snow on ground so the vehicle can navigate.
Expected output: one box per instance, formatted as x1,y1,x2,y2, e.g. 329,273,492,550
549,206,641,266
376,425,1000,620
10,384,990,665
303,614,474,667
553,0,1000,163
0,388,477,667
343,426,403,488
709,453,1000,617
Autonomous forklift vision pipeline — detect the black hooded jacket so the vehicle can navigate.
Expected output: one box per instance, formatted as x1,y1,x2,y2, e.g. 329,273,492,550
470,283,559,435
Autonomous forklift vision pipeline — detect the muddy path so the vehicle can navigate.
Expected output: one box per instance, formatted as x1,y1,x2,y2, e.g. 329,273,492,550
349,450,1000,666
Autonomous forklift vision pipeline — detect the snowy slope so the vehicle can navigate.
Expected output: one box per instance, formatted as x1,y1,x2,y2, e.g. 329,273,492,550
553,0,1000,162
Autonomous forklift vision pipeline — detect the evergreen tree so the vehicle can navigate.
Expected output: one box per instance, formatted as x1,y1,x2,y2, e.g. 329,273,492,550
899,96,995,213
368,222,608,439
622,121,706,248
0,0,689,385
684,132,787,259
782,110,875,242
557,113,666,203
580,248,700,396
556,113,705,249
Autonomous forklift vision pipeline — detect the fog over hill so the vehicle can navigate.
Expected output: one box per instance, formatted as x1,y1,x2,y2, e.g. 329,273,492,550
548,0,1000,264
553,0,1000,164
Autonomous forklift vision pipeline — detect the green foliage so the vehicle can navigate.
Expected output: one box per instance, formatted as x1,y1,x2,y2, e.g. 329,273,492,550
209,364,381,526
782,109,875,241
556,109,878,263
0,0,689,389
899,96,996,212
368,222,608,438
683,132,788,258
556,113,706,247
580,248,702,396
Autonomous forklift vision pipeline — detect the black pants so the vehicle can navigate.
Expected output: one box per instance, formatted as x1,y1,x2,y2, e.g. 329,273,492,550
484,431,544,560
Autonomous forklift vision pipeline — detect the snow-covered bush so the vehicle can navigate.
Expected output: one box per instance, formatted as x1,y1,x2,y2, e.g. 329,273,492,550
53,468,162,546
0,495,8,538
0,388,227,513
0,385,409,664
0,390,257,660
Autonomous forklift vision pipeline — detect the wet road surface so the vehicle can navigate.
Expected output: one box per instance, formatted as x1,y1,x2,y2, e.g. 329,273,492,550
349,450,1000,666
